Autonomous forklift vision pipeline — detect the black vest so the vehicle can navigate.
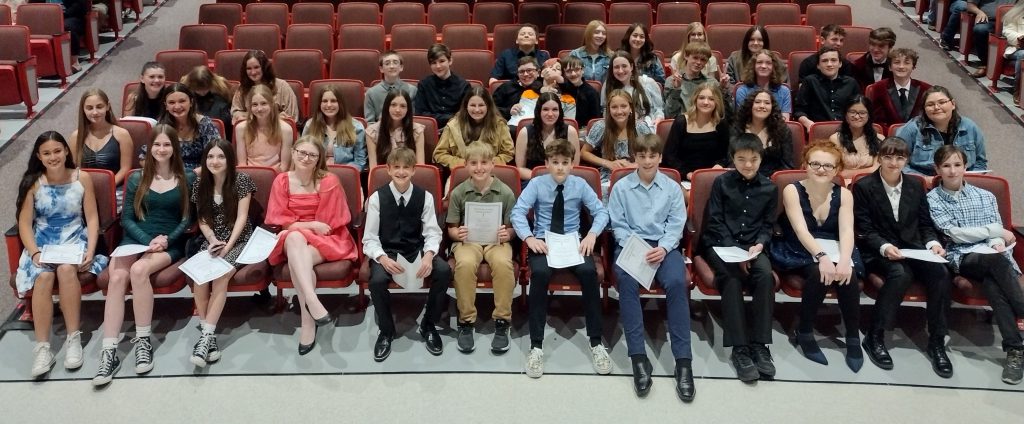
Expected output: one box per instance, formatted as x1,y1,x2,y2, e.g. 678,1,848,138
377,185,426,261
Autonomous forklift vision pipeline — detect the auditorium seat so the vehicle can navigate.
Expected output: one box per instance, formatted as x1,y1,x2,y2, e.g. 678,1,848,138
330,49,381,86
650,25,688,59
414,116,439,164
562,2,605,26
0,4,11,25
840,26,872,57
755,3,803,26
787,121,808,165
389,24,437,50
492,24,523,55
765,25,818,59
788,50,816,93
337,2,380,26
427,2,471,31
155,50,208,82
451,49,495,86
179,24,228,67
286,24,335,63
273,49,325,88
199,3,243,40
705,2,752,26
473,1,515,33
309,79,365,119
706,24,752,58
396,49,431,81
291,2,335,29
442,24,489,51
518,2,560,35
806,4,854,31
214,49,250,81
0,25,40,118
16,3,72,86
987,5,1017,90
233,24,282,56
244,2,290,37
657,2,701,25
608,2,653,28
382,2,426,34
337,24,386,52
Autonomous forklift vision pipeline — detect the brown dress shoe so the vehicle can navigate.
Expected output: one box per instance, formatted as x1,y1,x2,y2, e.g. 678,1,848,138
970,67,988,78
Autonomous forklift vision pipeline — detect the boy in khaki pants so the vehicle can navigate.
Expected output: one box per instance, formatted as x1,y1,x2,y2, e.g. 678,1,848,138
446,143,517,354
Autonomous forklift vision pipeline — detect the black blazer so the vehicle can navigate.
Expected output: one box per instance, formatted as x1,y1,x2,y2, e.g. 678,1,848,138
852,171,940,262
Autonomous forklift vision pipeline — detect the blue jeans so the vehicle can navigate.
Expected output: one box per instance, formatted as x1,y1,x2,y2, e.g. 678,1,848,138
973,21,996,64
1013,49,1024,83
941,1,969,44
613,241,692,360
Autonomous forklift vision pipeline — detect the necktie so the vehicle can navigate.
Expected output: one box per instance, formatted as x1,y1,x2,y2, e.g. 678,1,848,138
550,184,565,235
898,88,909,109
399,195,406,209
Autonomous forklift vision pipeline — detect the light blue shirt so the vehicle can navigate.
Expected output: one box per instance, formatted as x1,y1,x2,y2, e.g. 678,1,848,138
511,173,609,241
607,170,686,251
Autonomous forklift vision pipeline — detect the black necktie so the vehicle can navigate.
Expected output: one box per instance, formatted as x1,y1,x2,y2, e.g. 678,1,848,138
399,195,406,209
550,184,564,235
898,88,908,109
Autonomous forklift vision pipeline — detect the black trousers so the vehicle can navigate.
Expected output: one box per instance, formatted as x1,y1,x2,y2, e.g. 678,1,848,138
867,257,951,346
704,249,775,347
65,16,85,56
368,255,452,337
798,263,861,338
527,253,602,346
959,253,1024,350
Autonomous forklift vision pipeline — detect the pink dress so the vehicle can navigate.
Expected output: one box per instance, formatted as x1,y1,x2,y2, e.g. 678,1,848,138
265,172,357,265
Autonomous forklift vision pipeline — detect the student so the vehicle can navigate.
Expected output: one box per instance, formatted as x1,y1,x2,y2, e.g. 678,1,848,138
894,86,988,176
558,55,602,136
122,62,165,119
603,50,664,128
493,56,542,121
726,26,787,85
569,20,613,83
794,46,861,130
514,92,581,181
734,50,792,121
414,43,471,130
69,89,133,206
733,88,794,177
364,50,419,124
154,83,221,171
234,84,294,172
17,131,107,378
850,27,896,90
93,125,196,386
798,25,855,81
769,141,864,372
508,58,578,127
620,23,666,85
864,48,933,128
304,84,367,170
230,50,298,125
363,148,452,361
928,145,1024,385
1002,3,1024,105
433,86,514,171
853,137,953,377
582,89,654,181
490,23,550,85
180,65,234,142
828,95,884,180
664,42,712,118
446,143,518,354
366,90,426,168
607,134,694,401
265,137,359,355
670,22,727,85
700,134,778,383
189,139,257,368
510,138,611,379
663,82,730,181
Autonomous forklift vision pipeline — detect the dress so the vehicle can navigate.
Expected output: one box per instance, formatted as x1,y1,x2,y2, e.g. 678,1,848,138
770,182,864,276
15,172,109,296
82,132,125,206
365,121,426,164
265,172,358,266
120,171,196,262
190,173,257,266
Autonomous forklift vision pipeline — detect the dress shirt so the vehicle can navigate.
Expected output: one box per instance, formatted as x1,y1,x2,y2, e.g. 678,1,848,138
607,171,686,250
511,174,608,241
927,183,1020,273
793,74,861,122
414,73,470,130
445,177,517,226
363,182,442,262
876,175,942,256
700,170,778,250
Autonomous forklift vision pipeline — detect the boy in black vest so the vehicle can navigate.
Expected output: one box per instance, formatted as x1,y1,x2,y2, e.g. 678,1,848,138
363,148,452,362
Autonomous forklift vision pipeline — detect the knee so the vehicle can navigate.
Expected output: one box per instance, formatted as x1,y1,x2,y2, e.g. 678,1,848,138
529,264,551,283
128,262,152,282
34,273,55,291
56,264,77,276
284,232,307,249
454,257,481,273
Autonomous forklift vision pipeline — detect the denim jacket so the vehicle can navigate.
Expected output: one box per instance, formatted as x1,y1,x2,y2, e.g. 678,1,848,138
569,47,610,83
303,119,367,171
895,116,987,176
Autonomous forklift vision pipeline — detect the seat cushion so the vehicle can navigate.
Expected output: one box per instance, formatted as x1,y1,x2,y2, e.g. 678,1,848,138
273,259,355,285
230,262,270,288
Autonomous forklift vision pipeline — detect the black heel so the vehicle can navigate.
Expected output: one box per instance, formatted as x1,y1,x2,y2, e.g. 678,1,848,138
299,325,318,355
305,304,333,326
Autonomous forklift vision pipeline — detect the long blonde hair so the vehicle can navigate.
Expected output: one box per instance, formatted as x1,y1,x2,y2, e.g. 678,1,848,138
74,89,118,166
600,89,638,161
243,84,283,148
306,85,357,147
675,22,711,72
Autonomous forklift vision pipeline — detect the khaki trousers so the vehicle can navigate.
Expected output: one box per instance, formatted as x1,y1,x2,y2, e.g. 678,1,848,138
452,242,515,323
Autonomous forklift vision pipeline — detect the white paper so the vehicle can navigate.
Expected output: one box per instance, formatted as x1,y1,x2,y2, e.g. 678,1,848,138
235,227,280,264
393,253,423,290
179,251,234,285
545,231,585,269
965,170,993,174
711,246,760,263
963,242,1015,255
615,235,659,290
681,181,692,191
814,239,842,263
898,249,950,263
110,244,150,257
39,245,85,265
465,202,502,245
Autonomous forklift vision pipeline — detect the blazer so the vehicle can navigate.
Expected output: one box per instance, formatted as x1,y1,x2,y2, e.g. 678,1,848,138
864,78,932,128
852,170,940,263
850,52,893,92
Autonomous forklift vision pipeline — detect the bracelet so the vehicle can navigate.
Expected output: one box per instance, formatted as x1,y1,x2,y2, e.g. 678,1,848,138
31,251,40,258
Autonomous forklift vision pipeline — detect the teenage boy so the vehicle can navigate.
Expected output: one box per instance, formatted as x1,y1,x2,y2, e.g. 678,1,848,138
798,25,855,81
510,138,610,379
851,27,897,90
665,42,711,118
853,137,953,377
364,50,419,123
446,143,518,354
363,148,453,361
607,134,695,402
490,23,550,85
700,133,779,383
415,43,471,130
559,56,602,136
493,56,542,120
795,46,861,130
865,48,933,128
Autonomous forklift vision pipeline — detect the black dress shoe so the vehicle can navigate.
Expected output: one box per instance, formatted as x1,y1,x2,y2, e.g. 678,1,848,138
863,330,893,370
631,356,654,397
418,325,443,356
305,304,333,326
373,333,393,362
928,345,954,378
298,336,316,356
674,363,696,402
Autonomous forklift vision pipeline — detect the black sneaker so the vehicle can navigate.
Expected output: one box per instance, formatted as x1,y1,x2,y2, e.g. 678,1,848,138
132,336,154,374
190,334,212,368
457,322,475,353
750,343,777,378
1003,348,1024,385
491,319,511,354
206,335,221,363
731,345,759,382
91,348,121,386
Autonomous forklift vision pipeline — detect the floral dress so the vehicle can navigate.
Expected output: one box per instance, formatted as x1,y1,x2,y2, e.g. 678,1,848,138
190,172,258,266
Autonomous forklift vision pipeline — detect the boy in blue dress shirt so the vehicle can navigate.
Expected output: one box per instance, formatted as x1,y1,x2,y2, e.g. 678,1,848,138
511,138,610,379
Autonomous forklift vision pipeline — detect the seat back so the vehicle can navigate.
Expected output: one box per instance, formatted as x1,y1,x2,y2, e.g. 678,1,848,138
233,24,282,56
236,166,277,227
788,50,816,93
199,3,243,36
656,119,674,144
0,4,12,26
367,164,443,215
605,24,631,50
82,169,118,237
448,165,522,199
330,49,381,86
389,24,437,50
705,2,751,25
309,79,365,119
808,121,842,142
657,2,701,25
0,24,33,62
786,121,808,166
451,49,495,87
119,118,153,169
396,49,430,81
756,3,802,26
442,24,489,51
563,2,605,26
706,24,752,57
963,175,1014,231
272,49,325,87
179,24,229,59
544,25,586,60
337,24,386,51
382,2,425,34
214,49,251,82
687,168,730,245
244,3,289,35
286,24,334,60
764,25,816,59
473,2,515,33
337,2,380,26
327,164,365,240
414,116,439,164
16,4,64,36
887,123,904,138
492,24,521,55
428,3,471,31
608,2,652,28
155,50,208,82
806,4,853,31
291,2,335,28
839,26,872,57
650,25,687,59
518,2,560,34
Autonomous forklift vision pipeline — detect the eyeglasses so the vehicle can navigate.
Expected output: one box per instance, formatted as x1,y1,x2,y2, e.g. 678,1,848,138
846,110,869,117
293,150,320,160
924,99,951,109
564,67,583,73
880,155,908,162
518,68,538,75
807,161,837,171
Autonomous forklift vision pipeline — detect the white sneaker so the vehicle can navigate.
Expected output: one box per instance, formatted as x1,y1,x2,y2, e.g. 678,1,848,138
591,345,613,375
31,343,55,377
64,331,84,370
525,348,544,378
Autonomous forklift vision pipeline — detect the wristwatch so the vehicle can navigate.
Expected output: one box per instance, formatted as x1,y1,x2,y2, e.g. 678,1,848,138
813,251,828,262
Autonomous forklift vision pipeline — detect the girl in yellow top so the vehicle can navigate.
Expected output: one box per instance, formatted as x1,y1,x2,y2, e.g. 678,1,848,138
433,86,514,170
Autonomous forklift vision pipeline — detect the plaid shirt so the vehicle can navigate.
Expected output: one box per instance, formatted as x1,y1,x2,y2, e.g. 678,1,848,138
927,183,1020,274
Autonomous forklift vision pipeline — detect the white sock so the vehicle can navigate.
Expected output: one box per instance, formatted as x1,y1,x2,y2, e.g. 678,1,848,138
135,325,152,338
201,322,216,335
102,338,118,349
199,320,208,329
35,341,50,350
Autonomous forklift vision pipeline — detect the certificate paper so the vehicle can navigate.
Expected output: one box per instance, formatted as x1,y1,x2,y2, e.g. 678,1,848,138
546,232,585,269
393,253,424,290
963,242,1016,255
711,246,760,263
814,239,842,263
39,245,85,265
235,227,279,264
110,244,150,257
179,251,234,285
465,202,502,245
899,249,949,263
615,235,659,290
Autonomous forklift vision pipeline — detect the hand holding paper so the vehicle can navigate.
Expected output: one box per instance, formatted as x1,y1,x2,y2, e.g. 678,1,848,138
615,235,659,290
39,245,85,265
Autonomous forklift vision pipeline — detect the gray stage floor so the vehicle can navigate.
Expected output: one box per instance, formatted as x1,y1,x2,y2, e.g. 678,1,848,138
0,288,1021,393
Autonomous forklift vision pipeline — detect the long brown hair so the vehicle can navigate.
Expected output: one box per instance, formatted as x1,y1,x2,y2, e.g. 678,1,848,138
306,84,357,147
181,65,233,101
601,89,638,160
604,50,651,118
238,50,277,110
17,132,76,219
134,124,190,221
377,90,415,163
195,139,239,227
74,89,119,166
454,86,507,146
243,84,283,148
